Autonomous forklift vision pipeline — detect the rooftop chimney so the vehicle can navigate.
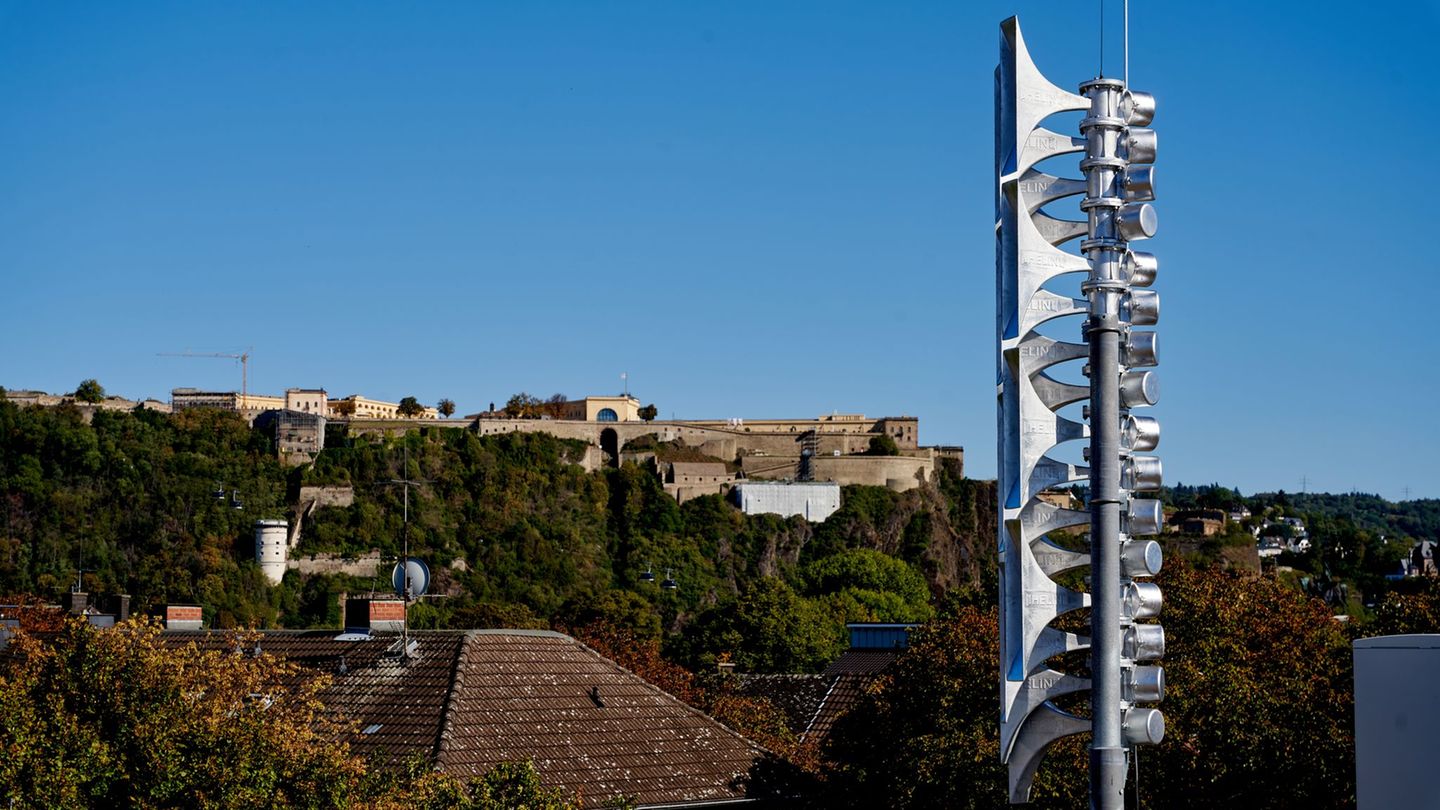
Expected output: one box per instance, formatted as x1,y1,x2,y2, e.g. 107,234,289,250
164,605,203,631
344,598,405,634
65,591,88,615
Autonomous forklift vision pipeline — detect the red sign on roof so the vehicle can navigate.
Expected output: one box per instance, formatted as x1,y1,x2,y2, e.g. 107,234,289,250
369,601,405,622
166,606,202,622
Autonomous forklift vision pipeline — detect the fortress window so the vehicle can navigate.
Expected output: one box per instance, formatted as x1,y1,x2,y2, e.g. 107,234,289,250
597,408,618,422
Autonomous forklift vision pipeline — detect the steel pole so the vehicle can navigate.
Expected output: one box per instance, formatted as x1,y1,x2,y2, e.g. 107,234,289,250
1080,77,1128,810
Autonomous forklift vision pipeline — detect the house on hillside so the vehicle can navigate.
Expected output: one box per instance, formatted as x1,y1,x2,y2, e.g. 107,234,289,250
1034,489,1080,511
1409,539,1437,578
161,626,772,808
1169,509,1227,537
1256,517,1312,553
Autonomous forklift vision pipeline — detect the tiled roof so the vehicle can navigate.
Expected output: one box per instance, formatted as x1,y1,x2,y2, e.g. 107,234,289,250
798,649,904,745
160,630,463,764
438,630,764,808
820,649,898,678
161,629,767,808
802,673,874,744
731,674,831,736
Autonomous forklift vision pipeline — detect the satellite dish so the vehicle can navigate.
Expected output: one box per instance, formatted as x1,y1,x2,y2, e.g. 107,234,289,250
392,558,430,600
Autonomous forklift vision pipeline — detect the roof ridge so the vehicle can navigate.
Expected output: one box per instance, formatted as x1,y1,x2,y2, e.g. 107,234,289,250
434,632,471,764
465,628,574,640
799,674,842,742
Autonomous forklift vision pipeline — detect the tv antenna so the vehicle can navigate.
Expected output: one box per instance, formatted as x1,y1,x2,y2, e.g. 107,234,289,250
379,444,430,659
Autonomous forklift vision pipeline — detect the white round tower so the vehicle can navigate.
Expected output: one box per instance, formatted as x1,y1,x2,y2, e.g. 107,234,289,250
254,519,289,585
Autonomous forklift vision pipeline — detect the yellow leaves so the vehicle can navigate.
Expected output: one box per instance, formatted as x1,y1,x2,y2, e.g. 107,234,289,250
0,617,368,808
814,567,1361,808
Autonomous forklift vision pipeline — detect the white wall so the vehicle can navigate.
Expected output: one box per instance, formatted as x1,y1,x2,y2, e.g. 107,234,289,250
734,482,842,522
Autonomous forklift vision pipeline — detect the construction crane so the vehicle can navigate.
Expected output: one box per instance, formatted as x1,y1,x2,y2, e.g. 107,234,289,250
158,349,252,404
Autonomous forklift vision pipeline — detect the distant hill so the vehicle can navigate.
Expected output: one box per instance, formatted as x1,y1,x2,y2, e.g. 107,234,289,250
1250,491,1439,541
1160,482,1439,541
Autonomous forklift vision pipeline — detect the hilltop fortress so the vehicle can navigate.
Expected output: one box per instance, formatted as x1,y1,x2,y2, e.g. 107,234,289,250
229,390,960,493
3,387,962,494
460,397,952,493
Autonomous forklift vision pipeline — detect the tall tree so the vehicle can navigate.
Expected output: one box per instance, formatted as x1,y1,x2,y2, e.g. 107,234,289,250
1370,575,1440,635
543,394,568,420
503,393,543,419
437,399,456,418
866,434,899,456
676,577,845,673
638,404,659,422
73,379,106,403
397,397,425,417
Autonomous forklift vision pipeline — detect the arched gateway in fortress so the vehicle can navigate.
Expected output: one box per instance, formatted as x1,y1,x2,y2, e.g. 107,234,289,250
466,397,947,491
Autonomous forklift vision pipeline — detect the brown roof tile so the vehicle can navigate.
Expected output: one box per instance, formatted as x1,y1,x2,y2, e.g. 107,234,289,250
802,673,873,744
160,630,463,765
438,631,764,807
797,649,904,745
820,648,898,678
731,674,831,736
159,629,769,807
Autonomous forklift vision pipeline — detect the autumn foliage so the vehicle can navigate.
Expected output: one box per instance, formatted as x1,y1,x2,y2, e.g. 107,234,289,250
0,618,591,810
1370,574,1440,636
0,617,361,808
820,565,1358,809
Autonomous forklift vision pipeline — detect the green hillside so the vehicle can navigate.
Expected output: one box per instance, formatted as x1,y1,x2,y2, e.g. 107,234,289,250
0,399,987,672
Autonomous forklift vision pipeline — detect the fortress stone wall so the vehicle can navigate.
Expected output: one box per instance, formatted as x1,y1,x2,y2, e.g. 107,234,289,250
345,419,477,437
288,553,386,578
2,390,172,423
738,453,935,491
298,485,355,510
463,417,951,492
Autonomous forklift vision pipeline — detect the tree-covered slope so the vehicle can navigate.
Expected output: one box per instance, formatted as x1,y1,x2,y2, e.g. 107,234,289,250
0,400,993,672
0,403,286,625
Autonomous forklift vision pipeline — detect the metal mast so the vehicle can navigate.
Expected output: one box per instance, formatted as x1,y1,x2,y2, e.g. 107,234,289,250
1079,74,1129,809
995,15,1166,806
1078,68,1164,810
381,445,428,659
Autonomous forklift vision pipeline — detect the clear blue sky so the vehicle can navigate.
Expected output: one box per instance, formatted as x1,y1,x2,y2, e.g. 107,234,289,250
2,2,1437,499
